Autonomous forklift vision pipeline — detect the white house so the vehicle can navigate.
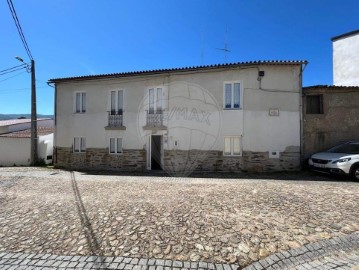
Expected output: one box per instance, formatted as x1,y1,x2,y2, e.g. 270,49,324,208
49,61,307,174
0,118,54,166
332,29,359,86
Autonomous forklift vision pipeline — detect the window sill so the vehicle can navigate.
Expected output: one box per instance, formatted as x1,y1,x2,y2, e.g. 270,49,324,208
73,151,86,154
223,154,242,157
105,126,127,130
109,152,123,155
143,125,167,131
223,108,242,110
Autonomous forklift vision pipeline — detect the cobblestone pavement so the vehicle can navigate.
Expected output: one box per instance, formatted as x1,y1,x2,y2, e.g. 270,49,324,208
0,233,358,269
0,167,359,268
243,232,359,270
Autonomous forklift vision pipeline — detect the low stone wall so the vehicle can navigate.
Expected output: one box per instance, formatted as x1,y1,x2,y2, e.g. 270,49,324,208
54,147,299,172
54,147,146,171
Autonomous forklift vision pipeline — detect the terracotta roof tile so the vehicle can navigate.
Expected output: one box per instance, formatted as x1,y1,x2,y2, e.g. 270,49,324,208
0,127,54,138
49,60,308,83
303,85,359,90
0,118,53,127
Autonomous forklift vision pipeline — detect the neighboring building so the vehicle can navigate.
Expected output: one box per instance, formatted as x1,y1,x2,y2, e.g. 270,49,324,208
332,29,359,86
302,85,359,159
302,29,359,159
49,61,307,173
0,118,54,166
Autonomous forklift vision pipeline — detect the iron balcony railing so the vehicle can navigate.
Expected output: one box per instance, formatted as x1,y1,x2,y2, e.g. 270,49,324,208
108,110,124,127
146,109,163,126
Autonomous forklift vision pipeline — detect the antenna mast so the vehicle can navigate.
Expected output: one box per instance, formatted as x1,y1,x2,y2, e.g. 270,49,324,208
216,28,231,63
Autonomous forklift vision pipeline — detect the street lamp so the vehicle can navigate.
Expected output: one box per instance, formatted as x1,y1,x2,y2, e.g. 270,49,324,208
15,56,38,165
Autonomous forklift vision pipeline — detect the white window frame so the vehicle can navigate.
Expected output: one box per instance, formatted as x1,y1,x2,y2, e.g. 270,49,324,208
110,90,124,114
73,137,86,153
223,136,242,156
223,81,242,110
148,87,163,113
74,91,86,113
109,137,123,155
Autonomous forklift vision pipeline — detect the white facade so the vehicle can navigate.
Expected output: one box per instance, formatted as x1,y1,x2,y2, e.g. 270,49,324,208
0,133,54,166
53,62,304,172
333,30,359,86
0,119,54,166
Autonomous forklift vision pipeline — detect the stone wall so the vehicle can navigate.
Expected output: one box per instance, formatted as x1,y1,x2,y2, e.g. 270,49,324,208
54,147,146,171
163,150,299,173
303,87,359,159
54,147,299,173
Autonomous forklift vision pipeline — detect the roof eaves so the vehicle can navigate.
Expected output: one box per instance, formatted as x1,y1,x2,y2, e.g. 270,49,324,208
331,29,359,41
303,85,359,89
49,60,308,83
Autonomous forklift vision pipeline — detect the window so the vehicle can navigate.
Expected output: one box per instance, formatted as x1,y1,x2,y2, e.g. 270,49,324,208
224,136,241,156
148,87,162,113
306,95,323,114
110,90,123,115
75,92,86,113
224,82,241,109
74,137,86,153
109,138,123,154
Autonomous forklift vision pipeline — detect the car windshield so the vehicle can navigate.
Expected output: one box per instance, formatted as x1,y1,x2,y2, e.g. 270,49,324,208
327,143,359,154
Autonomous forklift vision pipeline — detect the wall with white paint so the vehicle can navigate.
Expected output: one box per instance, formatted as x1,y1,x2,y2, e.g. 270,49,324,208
0,133,54,166
55,64,301,159
0,138,31,166
333,32,359,86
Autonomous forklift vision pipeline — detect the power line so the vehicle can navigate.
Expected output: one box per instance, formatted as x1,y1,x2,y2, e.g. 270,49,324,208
0,66,27,76
0,71,27,83
0,63,27,74
0,85,48,92
6,0,33,60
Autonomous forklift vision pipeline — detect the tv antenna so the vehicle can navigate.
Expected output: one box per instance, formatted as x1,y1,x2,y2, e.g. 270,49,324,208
216,28,231,63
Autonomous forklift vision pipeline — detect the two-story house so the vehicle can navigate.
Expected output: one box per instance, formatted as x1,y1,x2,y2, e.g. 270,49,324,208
49,61,307,174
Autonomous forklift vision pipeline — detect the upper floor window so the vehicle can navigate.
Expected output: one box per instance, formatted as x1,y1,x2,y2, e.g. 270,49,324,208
306,95,323,114
73,137,86,153
224,136,241,156
110,90,123,115
109,138,123,154
75,92,86,113
224,82,241,109
149,87,162,114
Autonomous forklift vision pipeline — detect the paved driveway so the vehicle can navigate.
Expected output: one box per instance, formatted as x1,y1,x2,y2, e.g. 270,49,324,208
0,167,358,267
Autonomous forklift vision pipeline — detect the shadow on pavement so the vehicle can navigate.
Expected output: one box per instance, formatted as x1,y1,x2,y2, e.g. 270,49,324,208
69,169,356,182
70,171,109,269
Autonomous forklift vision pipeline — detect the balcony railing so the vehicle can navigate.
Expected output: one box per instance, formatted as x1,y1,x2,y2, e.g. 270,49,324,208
108,110,124,127
146,109,163,126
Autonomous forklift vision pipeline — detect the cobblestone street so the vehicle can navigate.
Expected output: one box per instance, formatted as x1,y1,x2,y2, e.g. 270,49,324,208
0,167,358,269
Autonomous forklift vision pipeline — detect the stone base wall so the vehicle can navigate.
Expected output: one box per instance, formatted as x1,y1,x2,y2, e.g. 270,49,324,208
54,147,146,171
54,147,299,172
164,150,300,173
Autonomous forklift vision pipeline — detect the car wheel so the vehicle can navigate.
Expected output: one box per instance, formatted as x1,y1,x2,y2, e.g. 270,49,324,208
351,164,359,181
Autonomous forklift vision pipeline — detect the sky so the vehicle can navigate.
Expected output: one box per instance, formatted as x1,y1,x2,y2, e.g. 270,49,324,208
0,0,358,115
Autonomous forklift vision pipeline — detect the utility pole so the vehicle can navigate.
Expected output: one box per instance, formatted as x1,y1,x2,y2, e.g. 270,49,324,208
30,59,38,165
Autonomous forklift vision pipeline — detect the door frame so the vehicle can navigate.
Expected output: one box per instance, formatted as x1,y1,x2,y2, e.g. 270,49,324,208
146,135,163,170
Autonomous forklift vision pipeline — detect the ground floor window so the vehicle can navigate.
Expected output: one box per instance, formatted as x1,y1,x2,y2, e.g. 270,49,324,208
109,138,123,154
224,136,241,156
74,137,86,153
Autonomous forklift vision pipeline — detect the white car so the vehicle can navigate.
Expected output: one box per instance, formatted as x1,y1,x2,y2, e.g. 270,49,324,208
309,141,359,181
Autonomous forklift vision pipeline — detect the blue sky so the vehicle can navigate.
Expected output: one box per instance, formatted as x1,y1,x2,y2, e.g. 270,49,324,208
0,0,358,115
